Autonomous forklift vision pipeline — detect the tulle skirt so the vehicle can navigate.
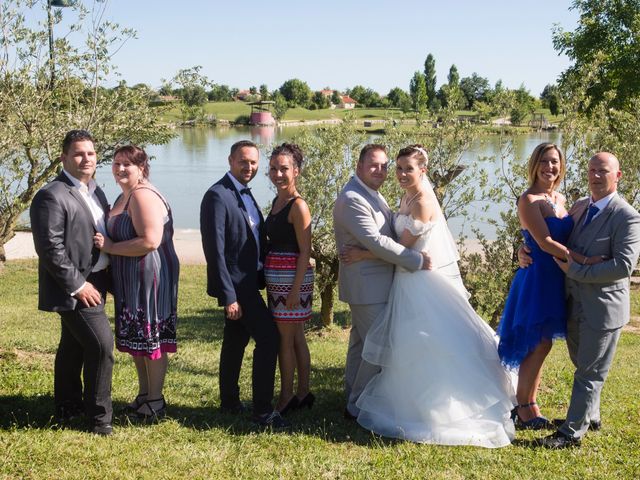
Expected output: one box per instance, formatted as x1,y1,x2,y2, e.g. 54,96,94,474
356,268,516,448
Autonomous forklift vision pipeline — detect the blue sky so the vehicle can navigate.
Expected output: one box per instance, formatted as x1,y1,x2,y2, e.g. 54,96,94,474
51,0,579,97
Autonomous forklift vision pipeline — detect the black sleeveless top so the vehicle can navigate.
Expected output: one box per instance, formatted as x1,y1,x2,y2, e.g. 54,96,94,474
265,197,300,253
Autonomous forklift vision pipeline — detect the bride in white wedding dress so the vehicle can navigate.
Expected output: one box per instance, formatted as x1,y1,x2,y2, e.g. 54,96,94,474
341,145,515,448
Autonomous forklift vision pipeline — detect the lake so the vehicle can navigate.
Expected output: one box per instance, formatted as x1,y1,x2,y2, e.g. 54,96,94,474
95,126,561,238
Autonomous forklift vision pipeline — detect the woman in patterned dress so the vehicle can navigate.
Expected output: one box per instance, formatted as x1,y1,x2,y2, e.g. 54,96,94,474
264,143,315,414
94,145,179,420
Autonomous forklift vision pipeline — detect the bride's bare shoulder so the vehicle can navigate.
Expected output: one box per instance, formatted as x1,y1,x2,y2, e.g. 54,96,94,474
411,194,438,223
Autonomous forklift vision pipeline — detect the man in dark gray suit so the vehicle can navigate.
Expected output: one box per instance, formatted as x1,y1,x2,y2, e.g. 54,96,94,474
333,144,429,419
521,152,640,448
30,130,114,435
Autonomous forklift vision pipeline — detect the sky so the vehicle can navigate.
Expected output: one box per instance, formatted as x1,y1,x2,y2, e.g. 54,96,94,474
45,0,580,97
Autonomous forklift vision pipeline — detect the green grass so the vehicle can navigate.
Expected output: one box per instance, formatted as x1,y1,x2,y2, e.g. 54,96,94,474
1,260,640,479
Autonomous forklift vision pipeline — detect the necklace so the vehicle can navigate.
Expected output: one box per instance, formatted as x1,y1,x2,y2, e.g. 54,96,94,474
543,193,557,213
405,190,422,208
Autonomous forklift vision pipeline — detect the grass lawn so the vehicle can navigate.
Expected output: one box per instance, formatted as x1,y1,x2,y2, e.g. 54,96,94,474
1,260,639,479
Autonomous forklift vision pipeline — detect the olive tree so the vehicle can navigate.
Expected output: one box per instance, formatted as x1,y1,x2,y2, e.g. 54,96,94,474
0,0,174,266
291,117,365,326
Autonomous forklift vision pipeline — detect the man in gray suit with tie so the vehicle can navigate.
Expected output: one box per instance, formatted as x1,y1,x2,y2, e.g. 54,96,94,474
333,144,429,419
525,152,640,448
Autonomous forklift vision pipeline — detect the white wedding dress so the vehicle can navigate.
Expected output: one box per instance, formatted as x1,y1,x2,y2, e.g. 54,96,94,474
356,213,516,448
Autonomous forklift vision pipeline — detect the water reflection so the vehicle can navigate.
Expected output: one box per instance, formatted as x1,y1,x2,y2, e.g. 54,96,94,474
94,126,561,239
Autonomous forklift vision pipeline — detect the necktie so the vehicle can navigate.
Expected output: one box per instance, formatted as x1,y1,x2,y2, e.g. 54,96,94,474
583,204,600,228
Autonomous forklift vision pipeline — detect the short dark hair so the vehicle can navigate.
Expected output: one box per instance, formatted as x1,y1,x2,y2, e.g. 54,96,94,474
230,140,258,157
114,145,150,179
62,129,94,153
358,144,387,163
270,143,304,168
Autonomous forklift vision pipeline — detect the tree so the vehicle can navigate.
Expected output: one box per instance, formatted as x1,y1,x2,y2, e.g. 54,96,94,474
409,71,427,113
448,64,460,87
459,73,491,109
553,0,640,110
346,85,382,107
271,91,288,120
0,0,174,265
249,86,257,95
279,78,312,108
311,91,330,110
208,84,233,102
386,87,412,112
509,84,536,125
292,117,366,325
331,90,341,105
424,53,438,110
259,84,269,100
169,66,211,121
540,83,560,115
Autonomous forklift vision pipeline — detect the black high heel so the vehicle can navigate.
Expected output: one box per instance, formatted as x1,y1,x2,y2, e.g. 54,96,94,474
511,402,552,430
120,393,147,414
136,396,166,422
297,392,315,409
279,396,299,415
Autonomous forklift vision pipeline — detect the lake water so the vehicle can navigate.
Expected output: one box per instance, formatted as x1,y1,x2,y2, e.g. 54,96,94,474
95,126,561,238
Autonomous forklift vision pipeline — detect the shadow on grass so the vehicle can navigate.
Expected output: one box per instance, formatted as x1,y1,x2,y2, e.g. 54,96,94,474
177,309,225,343
0,390,393,446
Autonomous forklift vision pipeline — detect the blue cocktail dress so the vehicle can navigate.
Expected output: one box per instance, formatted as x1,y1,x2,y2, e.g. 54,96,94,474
497,215,574,368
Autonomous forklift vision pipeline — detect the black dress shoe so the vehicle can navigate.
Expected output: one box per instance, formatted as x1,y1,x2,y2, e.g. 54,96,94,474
220,401,249,415
55,403,84,423
552,418,601,431
91,423,113,436
539,431,581,449
344,408,357,421
253,410,291,430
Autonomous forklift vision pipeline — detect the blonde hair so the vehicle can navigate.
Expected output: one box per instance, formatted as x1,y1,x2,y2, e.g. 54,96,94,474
527,143,566,189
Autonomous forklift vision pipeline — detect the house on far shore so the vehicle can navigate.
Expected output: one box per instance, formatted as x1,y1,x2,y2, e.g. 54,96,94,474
339,95,357,109
320,89,334,98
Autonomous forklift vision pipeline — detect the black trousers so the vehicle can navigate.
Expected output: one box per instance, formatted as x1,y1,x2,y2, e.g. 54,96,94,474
219,289,279,416
55,270,114,426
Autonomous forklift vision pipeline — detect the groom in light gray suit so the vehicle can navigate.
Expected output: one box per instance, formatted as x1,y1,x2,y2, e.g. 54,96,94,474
537,152,640,448
333,144,429,418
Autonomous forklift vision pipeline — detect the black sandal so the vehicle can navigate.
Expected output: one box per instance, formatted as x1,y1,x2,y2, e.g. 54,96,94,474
510,401,552,430
120,393,148,414
136,396,167,422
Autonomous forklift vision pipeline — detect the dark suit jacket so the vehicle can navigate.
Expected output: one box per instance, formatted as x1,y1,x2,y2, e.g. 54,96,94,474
30,172,109,312
200,174,266,307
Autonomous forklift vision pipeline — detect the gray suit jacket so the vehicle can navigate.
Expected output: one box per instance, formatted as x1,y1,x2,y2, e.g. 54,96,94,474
566,194,640,330
30,172,109,312
333,176,422,305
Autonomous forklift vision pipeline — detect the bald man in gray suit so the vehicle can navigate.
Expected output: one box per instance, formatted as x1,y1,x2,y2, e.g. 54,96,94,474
522,152,640,448
333,144,429,419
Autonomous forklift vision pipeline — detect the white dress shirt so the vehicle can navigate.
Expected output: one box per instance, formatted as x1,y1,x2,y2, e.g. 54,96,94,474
586,191,617,225
226,172,262,269
63,170,109,275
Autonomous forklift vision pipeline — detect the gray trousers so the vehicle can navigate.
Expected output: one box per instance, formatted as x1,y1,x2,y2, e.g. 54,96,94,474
345,303,385,416
560,296,622,439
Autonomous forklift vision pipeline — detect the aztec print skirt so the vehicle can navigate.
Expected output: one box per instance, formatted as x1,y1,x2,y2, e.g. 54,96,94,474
264,252,314,323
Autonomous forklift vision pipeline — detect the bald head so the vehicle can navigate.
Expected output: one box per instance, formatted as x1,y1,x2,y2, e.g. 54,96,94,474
588,151,621,201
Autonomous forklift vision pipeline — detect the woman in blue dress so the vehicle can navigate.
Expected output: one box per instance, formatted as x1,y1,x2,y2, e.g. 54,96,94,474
498,143,602,429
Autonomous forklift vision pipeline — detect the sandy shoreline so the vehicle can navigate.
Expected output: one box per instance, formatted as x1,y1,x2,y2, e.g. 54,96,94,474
6,229,483,265
6,230,207,265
